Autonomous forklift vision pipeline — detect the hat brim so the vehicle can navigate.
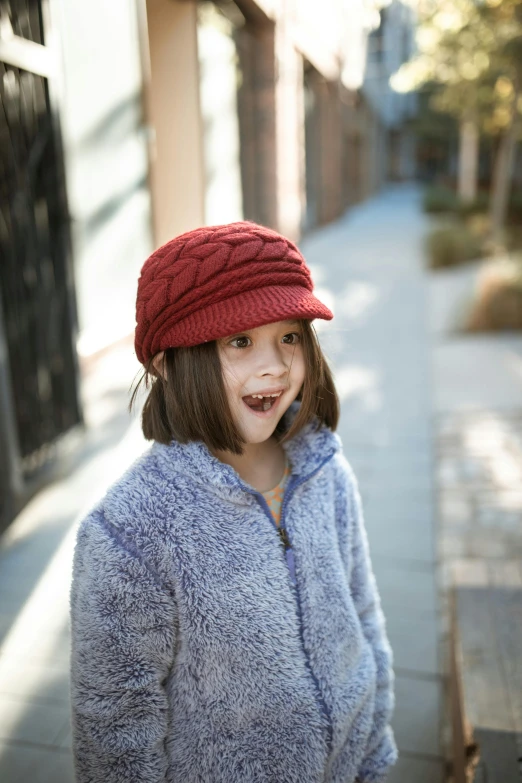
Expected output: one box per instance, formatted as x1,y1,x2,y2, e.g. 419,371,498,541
151,285,334,352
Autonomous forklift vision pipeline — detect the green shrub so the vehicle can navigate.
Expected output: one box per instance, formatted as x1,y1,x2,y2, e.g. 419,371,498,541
423,186,491,216
457,192,489,217
423,186,459,214
506,223,522,251
425,186,522,220
425,224,484,269
508,191,522,223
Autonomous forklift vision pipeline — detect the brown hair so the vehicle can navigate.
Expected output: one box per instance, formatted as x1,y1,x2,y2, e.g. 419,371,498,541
128,319,339,455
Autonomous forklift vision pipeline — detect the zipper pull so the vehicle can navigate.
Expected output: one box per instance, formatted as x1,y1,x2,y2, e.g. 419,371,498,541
278,526,290,549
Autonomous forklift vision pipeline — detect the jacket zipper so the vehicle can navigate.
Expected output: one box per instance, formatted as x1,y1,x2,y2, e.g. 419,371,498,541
247,451,336,754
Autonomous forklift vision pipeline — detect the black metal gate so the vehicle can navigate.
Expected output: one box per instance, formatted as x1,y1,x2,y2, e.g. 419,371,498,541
0,0,83,534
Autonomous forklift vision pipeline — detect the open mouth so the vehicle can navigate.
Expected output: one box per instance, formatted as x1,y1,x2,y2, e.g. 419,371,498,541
242,392,283,414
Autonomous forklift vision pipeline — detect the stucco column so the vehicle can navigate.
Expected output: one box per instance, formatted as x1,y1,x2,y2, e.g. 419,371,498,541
145,0,205,245
274,12,306,240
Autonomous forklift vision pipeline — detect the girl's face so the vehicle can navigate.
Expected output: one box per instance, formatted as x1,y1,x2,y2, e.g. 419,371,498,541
217,319,305,445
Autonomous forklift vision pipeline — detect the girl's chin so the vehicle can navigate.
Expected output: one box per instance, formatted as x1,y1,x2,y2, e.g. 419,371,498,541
239,417,280,438
236,411,285,443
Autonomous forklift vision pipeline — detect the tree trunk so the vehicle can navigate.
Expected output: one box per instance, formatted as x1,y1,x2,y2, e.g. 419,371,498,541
458,115,479,203
490,90,521,242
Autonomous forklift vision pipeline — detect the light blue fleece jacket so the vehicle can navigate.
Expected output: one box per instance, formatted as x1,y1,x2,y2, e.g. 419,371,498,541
69,401,398,783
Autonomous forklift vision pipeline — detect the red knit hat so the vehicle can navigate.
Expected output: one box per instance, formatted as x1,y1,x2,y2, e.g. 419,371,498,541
134,220,333,365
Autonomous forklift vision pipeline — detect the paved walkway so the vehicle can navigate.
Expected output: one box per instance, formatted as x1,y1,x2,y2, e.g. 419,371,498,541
0,183,444,782
429,250,522,779
302,183,445,782
0,341,148,782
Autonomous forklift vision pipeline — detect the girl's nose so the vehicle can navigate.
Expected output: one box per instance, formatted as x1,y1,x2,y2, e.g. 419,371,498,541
257,343,290,377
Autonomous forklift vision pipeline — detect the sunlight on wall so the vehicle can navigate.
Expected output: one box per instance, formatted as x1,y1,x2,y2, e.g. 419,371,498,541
198,4,243,225
55,0,153,357
76,189,151,357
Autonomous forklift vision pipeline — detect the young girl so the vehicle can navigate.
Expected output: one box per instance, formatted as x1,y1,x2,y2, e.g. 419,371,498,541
69,221,398,783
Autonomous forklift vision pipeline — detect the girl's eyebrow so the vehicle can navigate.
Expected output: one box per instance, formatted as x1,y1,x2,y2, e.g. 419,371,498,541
225,320,300,339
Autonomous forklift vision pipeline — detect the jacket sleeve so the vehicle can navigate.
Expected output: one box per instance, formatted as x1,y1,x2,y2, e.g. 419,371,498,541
69,506,178,783
340,457,399,783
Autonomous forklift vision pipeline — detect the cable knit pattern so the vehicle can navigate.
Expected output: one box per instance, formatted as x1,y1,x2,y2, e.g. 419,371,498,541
70,402,398,782
134,221,333,361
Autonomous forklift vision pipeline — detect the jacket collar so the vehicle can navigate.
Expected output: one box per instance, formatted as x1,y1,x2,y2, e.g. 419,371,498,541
151,401,342,503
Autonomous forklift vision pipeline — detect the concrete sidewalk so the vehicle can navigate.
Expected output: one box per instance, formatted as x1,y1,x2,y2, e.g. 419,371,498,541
429,245,522,780
0,184,444,782
302,183,445,782
0,340,149,782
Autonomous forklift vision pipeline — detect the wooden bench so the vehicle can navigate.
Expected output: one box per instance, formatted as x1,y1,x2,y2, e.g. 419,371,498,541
450,585,522,782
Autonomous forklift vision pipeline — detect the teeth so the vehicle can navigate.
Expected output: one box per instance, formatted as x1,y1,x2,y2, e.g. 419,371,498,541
251,392,282,399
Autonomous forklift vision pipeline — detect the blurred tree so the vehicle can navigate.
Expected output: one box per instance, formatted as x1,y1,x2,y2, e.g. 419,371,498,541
479,1,522,240
392,0,522,242
410,82,459,183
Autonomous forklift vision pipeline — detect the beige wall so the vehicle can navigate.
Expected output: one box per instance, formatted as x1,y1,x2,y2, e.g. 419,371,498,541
52,0,153,356
275,18,306,239
143,0,393,243
145,0,205,246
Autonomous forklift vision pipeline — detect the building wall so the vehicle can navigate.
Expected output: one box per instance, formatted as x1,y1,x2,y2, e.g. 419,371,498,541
274,6,306,239
303,68,344,228
234,0,391,236
145,0,206,243
197,2,244,225
363,0,417,126
236,16,279,229
50,0,154,357
362,0,418,186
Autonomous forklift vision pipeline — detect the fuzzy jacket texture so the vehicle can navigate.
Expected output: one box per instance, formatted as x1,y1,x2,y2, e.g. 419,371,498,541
69,401,398,783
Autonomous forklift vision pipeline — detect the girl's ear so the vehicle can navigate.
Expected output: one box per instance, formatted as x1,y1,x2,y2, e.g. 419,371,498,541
152,351,167,380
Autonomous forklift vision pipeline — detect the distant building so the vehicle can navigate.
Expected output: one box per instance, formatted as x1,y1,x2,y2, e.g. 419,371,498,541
362,0,418,186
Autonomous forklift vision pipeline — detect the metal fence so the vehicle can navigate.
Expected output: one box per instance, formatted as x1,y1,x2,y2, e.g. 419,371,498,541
0,0,83,534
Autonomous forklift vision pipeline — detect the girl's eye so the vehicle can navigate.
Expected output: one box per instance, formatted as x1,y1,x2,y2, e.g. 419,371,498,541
228,332,300,349
229,336,252,349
